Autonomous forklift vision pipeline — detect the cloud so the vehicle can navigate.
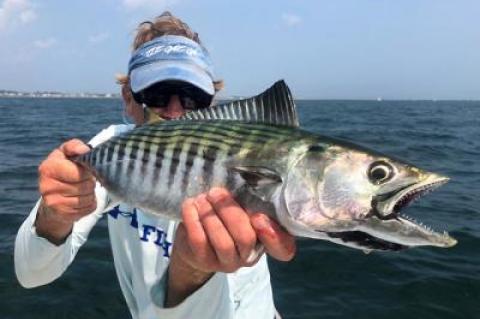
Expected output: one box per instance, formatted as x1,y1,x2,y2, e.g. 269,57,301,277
0,0,37,30
34,37,56,49
122,0,176,10
89,32,110,44
281,13,302,27
19,8,35,23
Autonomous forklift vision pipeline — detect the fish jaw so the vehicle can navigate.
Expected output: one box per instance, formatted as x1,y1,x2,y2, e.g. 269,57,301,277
354,215,457,249
283,213,456,251
356,173,457,249
374,173,450,218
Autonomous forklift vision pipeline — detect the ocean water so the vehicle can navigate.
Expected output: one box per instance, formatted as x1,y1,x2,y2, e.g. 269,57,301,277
0,98,478,318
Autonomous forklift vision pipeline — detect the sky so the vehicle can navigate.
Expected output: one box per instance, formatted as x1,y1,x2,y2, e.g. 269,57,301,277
0,0,479,99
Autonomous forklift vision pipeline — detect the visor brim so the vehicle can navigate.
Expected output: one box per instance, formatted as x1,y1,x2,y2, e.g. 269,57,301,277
130,61,215,96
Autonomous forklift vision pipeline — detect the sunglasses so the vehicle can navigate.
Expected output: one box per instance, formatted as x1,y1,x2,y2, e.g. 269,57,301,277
132,81,213,110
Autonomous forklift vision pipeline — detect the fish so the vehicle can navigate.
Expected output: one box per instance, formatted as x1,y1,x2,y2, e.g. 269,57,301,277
73,80,457,252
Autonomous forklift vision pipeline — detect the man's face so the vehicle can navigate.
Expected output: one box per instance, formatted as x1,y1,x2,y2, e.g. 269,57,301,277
147,94,188,120
127,80,213,124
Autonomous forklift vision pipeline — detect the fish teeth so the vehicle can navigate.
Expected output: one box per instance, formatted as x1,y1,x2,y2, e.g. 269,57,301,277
400,213,439,233
395,181,442,212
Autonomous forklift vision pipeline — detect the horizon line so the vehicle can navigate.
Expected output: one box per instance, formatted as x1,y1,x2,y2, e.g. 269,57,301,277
1,89,479,102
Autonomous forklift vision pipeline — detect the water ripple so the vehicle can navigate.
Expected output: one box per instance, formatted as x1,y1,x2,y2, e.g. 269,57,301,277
1,98,479,319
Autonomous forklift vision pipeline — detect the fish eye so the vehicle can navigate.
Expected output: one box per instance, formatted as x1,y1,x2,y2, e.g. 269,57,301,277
368,161,394,185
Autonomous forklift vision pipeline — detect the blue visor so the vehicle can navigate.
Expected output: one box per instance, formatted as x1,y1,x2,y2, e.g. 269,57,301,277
128,35,215,95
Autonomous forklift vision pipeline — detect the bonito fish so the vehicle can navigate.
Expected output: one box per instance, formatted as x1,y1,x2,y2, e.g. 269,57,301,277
74,81,456,251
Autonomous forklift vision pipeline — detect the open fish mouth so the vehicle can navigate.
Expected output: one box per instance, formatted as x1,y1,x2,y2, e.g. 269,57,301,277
374,174,450,220
325,174,457,251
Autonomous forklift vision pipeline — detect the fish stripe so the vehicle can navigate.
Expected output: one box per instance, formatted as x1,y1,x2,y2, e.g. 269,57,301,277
170,141,191,196
128,123,292,143
152,142,165,195
182,140,198,195
144,120,295,134
121,126,274,146
128,138,139,164
105,144,113,163
168,143,183,188
109,143,120,184
117,135,250,156
107,130,301,168
108,129,297,165
202,145,219,187
99,146,106,169
132,139,146,190
120,140,133,192
101,146,110,179
109,137,246,164
157,144,174,197
143,141,158,197
85,122,310,199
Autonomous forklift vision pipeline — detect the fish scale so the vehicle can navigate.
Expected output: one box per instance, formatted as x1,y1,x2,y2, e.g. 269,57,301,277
77,120,303,219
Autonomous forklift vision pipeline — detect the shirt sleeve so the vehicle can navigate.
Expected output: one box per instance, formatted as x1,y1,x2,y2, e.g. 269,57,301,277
14,184,108,288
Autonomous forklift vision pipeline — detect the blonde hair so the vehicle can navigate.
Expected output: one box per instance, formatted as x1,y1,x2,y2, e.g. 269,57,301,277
133,11,201,50
117,11,223,92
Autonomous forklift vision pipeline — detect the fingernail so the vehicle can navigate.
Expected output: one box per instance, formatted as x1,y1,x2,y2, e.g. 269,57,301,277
246,244,265,263
77,144,91,154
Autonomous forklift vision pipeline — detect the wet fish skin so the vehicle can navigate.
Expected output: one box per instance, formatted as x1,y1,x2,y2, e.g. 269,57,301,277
75,119,455,252
78,120,309,220
73,80,456,252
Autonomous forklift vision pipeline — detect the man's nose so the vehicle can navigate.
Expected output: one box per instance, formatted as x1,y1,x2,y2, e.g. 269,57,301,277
162,95,185,119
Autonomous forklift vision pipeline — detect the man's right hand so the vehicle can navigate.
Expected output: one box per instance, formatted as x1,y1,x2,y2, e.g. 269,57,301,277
35,139,96,245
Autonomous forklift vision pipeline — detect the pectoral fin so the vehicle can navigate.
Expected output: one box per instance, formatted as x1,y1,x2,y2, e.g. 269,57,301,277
230,166,282,200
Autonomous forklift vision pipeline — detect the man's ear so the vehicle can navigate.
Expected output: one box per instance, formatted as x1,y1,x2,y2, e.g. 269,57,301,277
121,84,145,124
121,84,133,104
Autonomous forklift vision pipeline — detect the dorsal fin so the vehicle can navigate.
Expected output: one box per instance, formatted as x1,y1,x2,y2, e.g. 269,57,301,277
177,80,299,127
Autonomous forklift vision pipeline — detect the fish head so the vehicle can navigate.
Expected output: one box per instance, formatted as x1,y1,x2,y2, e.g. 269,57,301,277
281,143,456,251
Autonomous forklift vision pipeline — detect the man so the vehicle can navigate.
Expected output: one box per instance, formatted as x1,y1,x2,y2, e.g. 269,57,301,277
15,12,295,318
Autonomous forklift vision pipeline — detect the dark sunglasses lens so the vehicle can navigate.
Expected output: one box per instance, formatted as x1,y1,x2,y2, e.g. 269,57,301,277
132,89,169,107
144,94,170,108
179,91,212,110
178,96,197,110
133,81,213,110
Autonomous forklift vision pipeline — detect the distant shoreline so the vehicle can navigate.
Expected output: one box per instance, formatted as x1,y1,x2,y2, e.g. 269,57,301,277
0,90,120,99
0,95,120,99
1,90,478,102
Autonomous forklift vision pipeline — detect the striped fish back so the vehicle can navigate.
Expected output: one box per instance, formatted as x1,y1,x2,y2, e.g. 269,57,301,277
75,121,306,219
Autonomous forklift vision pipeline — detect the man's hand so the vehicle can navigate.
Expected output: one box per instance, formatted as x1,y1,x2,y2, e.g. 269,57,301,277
35,139,96,245
166,187,296,307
